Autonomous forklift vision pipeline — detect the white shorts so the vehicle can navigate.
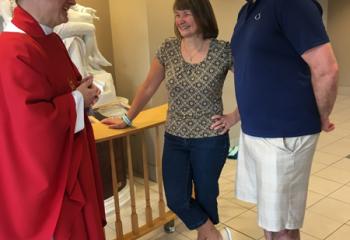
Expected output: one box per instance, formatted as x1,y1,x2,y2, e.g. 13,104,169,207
235,131,319,232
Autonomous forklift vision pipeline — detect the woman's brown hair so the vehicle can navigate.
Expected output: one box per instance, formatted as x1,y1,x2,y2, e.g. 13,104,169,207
173,0,218,39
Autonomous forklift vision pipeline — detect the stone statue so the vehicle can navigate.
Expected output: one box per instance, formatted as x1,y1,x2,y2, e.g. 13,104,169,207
0,0,15,32
54,4,118,108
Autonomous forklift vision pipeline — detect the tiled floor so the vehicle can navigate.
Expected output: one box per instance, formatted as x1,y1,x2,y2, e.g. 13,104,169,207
104,95,350,240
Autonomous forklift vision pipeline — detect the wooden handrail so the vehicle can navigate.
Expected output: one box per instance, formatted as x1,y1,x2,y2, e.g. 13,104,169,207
92,104,175,240
92,104,167,142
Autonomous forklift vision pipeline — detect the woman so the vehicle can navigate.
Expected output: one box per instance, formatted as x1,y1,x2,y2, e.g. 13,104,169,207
102,0,232,239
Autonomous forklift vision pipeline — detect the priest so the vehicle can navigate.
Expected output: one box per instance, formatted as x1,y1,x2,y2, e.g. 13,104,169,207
0,0,106,239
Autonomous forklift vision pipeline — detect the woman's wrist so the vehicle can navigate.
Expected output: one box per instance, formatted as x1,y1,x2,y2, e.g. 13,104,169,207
121,113,132,126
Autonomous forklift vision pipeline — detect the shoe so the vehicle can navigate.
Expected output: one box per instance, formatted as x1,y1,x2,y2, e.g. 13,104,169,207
220,227,232,240
227,145,239,160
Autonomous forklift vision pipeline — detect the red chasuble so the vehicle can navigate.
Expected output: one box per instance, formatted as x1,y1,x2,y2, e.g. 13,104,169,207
0,7,106,240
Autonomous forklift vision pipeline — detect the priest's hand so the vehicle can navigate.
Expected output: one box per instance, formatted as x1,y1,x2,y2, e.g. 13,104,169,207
101,117,127,129
77,76,101,108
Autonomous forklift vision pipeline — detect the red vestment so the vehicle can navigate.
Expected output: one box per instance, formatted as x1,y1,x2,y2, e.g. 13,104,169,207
0,7,106,240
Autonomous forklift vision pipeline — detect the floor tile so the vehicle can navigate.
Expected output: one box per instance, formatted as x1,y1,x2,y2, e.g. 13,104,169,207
300,231,321,240
338,121,350,131
225,210,264,239
313,151,343,166
314,166,350,184
316,134,344,150
301,211,343,239
218,198,248,223
308,176,343,195
332,102,350,114
104,226,117,240
332,158,350,172
334,95,350,103
219,177,235,195
308,198,350,223
229,229,255,240
310,162,328,174
151,232,191,240
173,222,197,239
321,126,350,139
219,188,256,210
306,191,326,208
321,138,350,157
220,160,237,181
325,224,350,240
330,185,350,204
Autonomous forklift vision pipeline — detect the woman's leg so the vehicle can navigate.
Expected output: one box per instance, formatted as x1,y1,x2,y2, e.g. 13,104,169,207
190,134,230,240
162,133,208,230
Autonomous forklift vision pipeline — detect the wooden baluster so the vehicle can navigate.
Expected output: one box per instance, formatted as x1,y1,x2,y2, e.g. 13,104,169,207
155,127,166,217
126,135,139,234
108,140,123,240
141,132,153,226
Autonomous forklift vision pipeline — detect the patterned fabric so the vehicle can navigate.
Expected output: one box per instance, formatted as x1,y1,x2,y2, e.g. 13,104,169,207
157,37,232,138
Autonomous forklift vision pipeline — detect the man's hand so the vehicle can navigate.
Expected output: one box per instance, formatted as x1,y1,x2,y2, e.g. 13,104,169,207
76,76,101,108
321,117,335,132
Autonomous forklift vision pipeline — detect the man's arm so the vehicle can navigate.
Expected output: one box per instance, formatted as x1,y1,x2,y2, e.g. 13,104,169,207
302,43,339,132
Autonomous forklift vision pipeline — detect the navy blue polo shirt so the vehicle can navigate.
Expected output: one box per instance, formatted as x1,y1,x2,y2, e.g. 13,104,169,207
231,0,329,137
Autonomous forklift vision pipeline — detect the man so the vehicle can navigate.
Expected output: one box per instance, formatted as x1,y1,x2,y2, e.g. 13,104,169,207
0,0,106,239
211,0,338,239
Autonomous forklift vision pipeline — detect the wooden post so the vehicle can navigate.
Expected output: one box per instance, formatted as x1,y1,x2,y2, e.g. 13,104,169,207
141,132,153,226
155,127,166,217
126,136,139,234
109,140,124,239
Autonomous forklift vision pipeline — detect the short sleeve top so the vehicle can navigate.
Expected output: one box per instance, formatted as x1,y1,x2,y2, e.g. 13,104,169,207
157,37,232,138
231,0,329,138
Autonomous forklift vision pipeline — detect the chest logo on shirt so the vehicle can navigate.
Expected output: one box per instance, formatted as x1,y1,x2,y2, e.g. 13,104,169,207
254,13,261,21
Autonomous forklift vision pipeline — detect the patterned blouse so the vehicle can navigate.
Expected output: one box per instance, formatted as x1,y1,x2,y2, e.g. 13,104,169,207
156,37,232,138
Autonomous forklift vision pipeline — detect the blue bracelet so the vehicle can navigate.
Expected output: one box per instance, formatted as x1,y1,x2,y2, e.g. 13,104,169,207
121,113,132,126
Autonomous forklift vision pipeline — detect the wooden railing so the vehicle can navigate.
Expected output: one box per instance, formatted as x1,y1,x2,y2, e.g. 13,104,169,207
92,104,176,240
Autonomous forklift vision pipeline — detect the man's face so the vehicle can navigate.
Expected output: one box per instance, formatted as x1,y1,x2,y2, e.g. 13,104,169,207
37,0,76,27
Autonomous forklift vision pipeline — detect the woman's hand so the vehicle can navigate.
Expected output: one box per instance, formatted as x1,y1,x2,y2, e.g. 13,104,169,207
101,117,128,129
210,110,240,135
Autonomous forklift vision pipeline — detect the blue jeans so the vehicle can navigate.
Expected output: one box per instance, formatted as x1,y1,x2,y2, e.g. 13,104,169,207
162,132,229,230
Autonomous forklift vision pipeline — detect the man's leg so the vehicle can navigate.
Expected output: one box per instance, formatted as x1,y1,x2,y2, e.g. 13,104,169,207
264,229,300,240
238,133,318,238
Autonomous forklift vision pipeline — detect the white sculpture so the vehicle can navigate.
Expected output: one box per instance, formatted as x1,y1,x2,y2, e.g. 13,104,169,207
54,4,119,108
0,0,15,32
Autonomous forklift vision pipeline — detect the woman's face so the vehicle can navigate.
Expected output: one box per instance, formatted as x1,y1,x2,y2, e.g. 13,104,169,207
174,9,199,38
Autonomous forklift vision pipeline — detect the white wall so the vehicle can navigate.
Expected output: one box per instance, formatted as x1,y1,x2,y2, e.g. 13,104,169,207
108,1,151,100
328,0,350,94
318,0,328,27
211,0,246,142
